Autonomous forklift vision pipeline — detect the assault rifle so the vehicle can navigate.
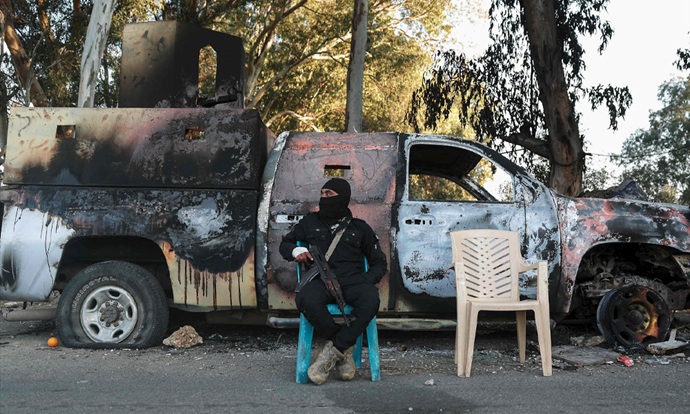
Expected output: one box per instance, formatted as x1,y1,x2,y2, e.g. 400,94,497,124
295,245,352,326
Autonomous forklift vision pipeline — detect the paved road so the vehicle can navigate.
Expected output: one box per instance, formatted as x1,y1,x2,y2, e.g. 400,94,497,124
1,316,689,414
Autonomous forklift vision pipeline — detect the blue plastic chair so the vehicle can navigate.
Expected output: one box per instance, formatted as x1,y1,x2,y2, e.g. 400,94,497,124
295,242,380,383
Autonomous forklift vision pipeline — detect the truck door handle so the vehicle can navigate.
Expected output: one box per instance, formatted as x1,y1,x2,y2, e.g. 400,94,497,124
275,214,304,224
404,217,436,226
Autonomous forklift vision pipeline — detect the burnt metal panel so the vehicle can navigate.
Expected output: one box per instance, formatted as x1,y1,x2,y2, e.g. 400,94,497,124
5,107,267,189
0,186,258,308
556,196,690,314
393,135,561,313
265,132,397,312
119,21,244,109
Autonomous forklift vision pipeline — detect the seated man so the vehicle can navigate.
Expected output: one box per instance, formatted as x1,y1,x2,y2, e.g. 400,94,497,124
279,178,387,384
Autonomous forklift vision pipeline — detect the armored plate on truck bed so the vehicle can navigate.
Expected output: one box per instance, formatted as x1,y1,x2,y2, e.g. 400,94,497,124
4,107,267,189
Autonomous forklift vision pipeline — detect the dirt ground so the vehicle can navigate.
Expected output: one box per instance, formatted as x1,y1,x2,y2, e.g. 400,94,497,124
2,296,689,376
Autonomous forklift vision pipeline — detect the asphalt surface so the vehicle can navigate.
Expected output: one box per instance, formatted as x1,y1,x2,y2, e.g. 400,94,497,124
1,314,690,414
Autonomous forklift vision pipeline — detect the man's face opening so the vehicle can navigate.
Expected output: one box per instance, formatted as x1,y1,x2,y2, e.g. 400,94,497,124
320,188,339,198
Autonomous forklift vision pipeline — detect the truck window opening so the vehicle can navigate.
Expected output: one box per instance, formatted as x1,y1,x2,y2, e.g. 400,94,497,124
324,165,351,178
198,44,217,100
56,125,77,140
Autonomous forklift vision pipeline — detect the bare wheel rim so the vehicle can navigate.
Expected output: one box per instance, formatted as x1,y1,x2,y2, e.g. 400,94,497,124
80,285,139,343
597,285,671,347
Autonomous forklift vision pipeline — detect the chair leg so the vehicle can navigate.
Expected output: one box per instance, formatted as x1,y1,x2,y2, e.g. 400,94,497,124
456,302,469,377
454,325,458,365
366,317,380,381
516,310,526,364
464,307,480,377
534,306,553,376
296,313,314,384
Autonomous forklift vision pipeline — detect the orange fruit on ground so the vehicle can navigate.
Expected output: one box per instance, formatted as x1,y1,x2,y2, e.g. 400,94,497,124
47,337,59,347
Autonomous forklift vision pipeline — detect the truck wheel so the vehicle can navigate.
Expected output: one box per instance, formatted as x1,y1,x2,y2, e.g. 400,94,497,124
596,285,671,348
56,261,169,348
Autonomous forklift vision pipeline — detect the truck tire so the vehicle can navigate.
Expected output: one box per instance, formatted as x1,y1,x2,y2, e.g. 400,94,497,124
56,260,169,349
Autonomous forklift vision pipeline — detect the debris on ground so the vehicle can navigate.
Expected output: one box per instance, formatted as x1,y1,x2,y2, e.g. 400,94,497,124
644,357,671,365
570,335,606,347
646,329,689,355
552,345,621,366
163,325,203,349
618,355,634,367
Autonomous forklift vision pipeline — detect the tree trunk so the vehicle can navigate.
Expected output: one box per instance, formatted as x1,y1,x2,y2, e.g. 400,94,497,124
345,0,367,132
78,0,116,108
520,0,583,196
36,0,55,43
1,0,50,107
0,75,7,155
0,8,7,152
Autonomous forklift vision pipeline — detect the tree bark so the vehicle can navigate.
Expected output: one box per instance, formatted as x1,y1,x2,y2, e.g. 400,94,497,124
0,8,7,152
345,0,367,132
36,0,55,43
78,0,116,108
519,0,583,196
1,0,50,107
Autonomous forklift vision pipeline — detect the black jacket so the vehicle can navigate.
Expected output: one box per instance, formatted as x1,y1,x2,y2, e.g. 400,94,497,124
279,212,387,287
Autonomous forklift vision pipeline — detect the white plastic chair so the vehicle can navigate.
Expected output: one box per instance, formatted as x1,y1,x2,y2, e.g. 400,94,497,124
451,229,552,377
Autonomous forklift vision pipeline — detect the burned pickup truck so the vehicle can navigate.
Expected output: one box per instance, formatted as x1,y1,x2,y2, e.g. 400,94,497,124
1,22,690,349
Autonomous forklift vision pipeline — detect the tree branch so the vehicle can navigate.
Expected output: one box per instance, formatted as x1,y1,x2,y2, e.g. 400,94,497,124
266,110,320,131
500,131,551,159
1,0,50,106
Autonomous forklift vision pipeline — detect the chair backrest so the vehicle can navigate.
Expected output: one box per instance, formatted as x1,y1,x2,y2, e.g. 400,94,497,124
450,229,523,303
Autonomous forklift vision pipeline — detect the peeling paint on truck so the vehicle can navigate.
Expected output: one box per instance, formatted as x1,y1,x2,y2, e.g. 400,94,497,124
0,207,75,300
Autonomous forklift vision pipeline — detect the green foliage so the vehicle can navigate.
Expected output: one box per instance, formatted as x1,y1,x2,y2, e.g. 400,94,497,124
407,0,631,175
2,0,452,135
3,0,163,108
409,174,474,201
224,0,451,132
617,76,690,205
6,0,84,106
581,166,615,193
408,158,502,201
676,48,690,71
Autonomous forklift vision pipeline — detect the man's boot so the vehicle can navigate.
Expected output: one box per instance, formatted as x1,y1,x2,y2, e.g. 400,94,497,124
308,340,343,385
336,346,356,381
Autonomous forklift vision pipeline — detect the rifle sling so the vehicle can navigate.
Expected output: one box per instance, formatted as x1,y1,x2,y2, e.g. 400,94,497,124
325,218,351,261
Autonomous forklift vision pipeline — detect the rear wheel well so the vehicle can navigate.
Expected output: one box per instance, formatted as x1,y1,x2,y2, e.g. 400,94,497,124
569,243,690,320
55,236,171,297
577,243,687,285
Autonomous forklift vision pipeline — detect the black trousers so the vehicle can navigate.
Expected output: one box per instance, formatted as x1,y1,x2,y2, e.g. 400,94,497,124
296,279,380,352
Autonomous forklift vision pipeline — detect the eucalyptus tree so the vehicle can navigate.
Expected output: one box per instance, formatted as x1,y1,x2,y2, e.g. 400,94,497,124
408,0,632,196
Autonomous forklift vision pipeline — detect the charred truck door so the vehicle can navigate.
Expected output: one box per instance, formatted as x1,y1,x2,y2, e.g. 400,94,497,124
264,132,397,313
393,134,560,313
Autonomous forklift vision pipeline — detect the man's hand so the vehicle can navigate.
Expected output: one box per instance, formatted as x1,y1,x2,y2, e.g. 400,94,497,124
295,251,314,264
292,246,313,264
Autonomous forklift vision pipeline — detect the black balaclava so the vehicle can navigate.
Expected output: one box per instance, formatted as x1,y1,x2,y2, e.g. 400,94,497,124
318,178,351,224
